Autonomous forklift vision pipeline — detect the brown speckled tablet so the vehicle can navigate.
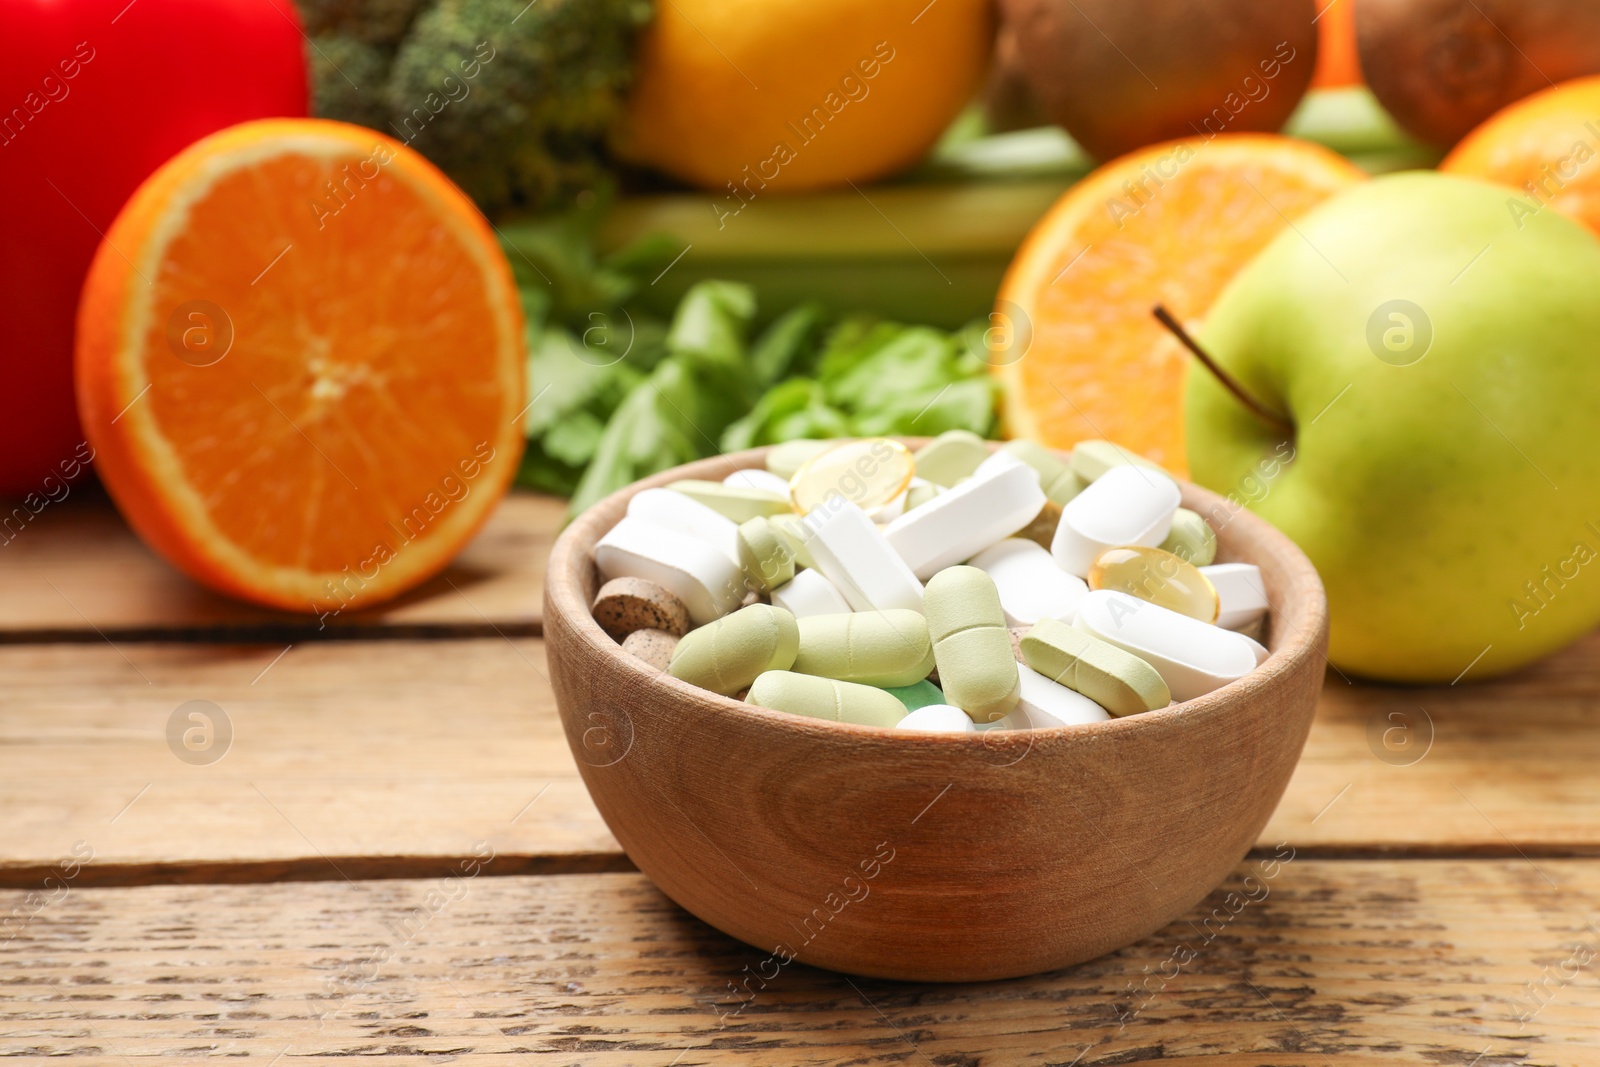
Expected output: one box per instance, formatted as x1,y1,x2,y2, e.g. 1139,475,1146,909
1017,500,1062,551
621,628,681,672
1008,626,1030,664
592,577,690,641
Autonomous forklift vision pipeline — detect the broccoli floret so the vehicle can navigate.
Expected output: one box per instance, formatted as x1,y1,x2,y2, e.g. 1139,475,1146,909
299,0,651,217
298,0,429,41
307,35,395,130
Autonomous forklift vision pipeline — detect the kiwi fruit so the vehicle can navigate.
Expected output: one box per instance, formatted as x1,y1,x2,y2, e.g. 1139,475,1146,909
983,21,1048,134
1357,0,1600,147
997,0,1318,161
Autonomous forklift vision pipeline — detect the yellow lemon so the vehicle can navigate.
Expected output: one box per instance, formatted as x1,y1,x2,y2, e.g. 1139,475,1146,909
616,0,994,194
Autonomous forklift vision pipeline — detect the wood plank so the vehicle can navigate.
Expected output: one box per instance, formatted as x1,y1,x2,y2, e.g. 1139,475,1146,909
0,638,618,887
0,488,562,639
6,629,1600,886
1265,627,1600,853
2,861,1597,1063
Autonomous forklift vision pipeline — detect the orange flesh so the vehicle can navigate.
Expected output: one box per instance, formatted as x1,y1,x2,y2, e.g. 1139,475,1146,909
77,119,525,612
141,154,506,573
996,136,1364,474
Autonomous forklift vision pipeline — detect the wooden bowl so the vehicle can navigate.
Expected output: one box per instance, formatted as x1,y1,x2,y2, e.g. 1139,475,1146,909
544,445,1328,982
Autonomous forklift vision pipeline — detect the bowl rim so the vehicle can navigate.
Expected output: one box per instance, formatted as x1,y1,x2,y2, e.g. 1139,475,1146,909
546,441,1328,745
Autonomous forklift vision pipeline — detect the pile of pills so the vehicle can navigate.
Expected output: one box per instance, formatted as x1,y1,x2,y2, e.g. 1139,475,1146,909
589,432,1271,732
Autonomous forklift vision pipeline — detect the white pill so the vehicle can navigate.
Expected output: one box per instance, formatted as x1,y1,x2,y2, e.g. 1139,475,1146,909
627,488,740,565
771,568,853,619
594,517,744,625
883,460,1046,580
1074,589,1257,701
869,487,908,523
971,448,1029,481
724,467,793,497
1240,632,1270,666
967,538,1089,627
896,704,977,732
1051,465,1182,577
803,500,925,612
985,665,1111,729
1200,562,1270,630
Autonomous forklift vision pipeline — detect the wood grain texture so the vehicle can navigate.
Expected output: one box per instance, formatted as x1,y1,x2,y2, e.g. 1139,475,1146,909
1267,625,1600,854
9,629,1600,890
2,862,1597,1063
9,627,1600,888
0,487,561,640
0,639,617,887
545,448,1330,981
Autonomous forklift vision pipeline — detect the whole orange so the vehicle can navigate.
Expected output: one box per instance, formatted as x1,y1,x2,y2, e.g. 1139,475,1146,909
615,0,994,196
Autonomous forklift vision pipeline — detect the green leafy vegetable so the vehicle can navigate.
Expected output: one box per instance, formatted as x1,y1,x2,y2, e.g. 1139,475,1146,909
506,212,999,518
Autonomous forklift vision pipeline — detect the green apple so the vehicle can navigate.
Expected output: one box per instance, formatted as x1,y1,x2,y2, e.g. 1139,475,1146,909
1186,171,1600,682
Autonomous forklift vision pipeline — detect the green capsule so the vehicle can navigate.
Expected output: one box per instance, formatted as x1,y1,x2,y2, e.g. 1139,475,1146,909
747,671,907,727
1159,507,1218,566
669,605,799,696
1020,618,1170,717
1002,439,1084,506
923,566,1020,722
913,430,991,487
737,516,796,594
1069,439,1171,483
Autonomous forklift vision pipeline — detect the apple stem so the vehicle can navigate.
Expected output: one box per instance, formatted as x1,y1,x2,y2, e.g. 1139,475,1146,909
1151,304,1294,436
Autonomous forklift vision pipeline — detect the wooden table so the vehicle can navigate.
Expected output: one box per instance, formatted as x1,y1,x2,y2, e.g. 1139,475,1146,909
4,487,1598,1064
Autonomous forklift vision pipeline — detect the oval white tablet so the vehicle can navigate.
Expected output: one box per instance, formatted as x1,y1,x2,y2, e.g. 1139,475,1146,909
627,487,740,565
771,568,853,619
1073,589,1257,701
803,500,924,612
1240,632,1270,666
967,538,1089,627
1051,465,1181,577
594,517,744,625
1016,664,1112,726
971,449,1030,481
896,704,977,732
869,487,908,523
724,467,793,496
1200,562,1270,630
883,461,1046,580
982,666,1110,729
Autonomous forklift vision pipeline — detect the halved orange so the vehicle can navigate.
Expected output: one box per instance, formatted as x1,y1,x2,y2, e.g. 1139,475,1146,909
76,119,525,613
993,134,1364,474
1442,76,1600,236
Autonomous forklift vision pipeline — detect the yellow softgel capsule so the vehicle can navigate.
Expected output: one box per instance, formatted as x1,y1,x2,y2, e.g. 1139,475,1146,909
789,438,914,515
1087,546,1220,623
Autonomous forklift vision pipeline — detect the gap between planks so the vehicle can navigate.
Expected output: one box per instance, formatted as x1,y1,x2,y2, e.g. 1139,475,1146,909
7,843,1600,891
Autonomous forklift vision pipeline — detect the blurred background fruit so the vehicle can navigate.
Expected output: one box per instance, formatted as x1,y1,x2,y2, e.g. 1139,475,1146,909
302,0,651,216
76,119,525,612
1357,0,1600,146
613,0,994,193
1189,173,1600,680
997,0,1319,162
1310,0,1361,89
992,135,1363,474
0,0,306,498
982,19,1048,135
1442,76,1600,236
